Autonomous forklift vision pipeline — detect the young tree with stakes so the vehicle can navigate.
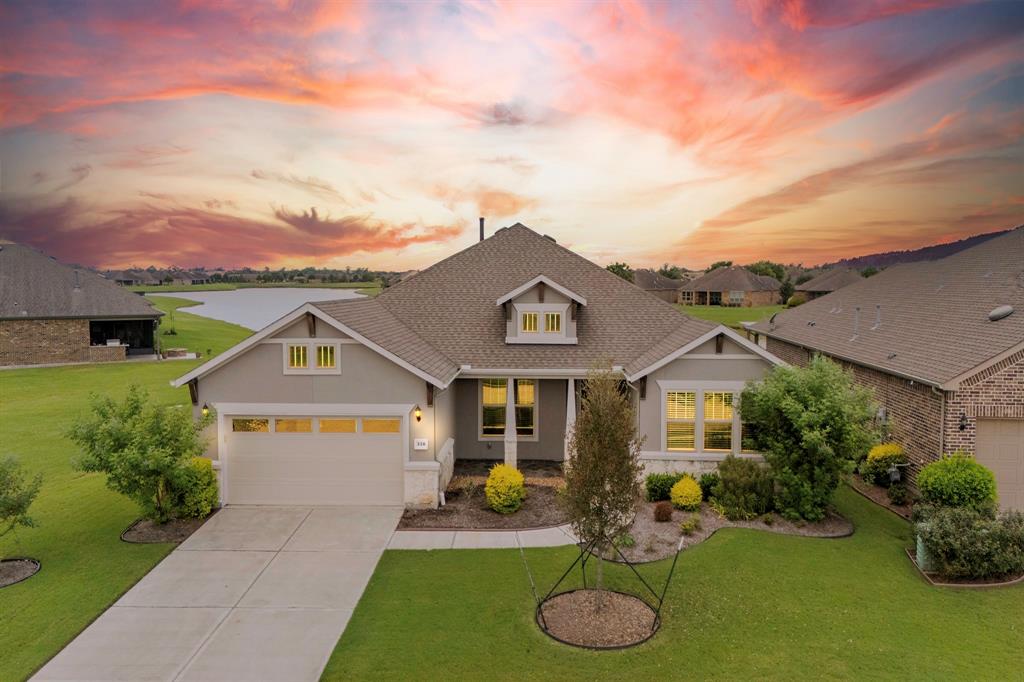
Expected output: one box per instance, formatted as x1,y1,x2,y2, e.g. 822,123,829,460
562,365,644,611
0,456,42,559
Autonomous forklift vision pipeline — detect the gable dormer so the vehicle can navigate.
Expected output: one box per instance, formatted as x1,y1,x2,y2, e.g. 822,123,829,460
496,275,586,345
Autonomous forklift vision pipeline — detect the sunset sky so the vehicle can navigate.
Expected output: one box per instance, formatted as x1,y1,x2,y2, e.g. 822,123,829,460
1,0,1022,271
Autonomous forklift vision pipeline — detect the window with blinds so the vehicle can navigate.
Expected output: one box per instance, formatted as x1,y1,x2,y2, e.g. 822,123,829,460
666,391,696,451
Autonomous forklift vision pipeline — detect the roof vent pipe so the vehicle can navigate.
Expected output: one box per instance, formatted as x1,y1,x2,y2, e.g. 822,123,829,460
851,306,860,341
73,270,81,290
479,217,485,242
871,304,881,330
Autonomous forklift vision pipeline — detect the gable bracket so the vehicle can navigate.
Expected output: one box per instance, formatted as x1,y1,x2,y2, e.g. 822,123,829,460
187,379,199,406
538,281,546,303
638,375,647,400
306,312,317,337
715,334,724,354
426,382,435,407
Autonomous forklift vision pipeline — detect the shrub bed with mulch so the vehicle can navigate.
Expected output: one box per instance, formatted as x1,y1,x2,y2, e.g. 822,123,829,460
538,589,658,648
0,558,40,588
399,478,568,530
848,475,912,520
121,515,211,544
611,500,852,563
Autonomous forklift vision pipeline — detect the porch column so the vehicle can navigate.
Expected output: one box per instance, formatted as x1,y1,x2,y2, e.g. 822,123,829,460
503,376,517,468
564,379,576,461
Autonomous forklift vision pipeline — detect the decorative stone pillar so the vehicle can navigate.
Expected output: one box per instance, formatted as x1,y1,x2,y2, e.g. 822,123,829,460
564,378,576,461
504,377,517,468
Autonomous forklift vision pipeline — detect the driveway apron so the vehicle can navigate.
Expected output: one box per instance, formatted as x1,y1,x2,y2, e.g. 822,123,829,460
33,506,402,682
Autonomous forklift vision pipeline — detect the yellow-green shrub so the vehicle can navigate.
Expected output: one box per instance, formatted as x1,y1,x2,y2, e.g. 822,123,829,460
670,475,702,511
485,464,526,514
859,443,907,486
174,457,219,519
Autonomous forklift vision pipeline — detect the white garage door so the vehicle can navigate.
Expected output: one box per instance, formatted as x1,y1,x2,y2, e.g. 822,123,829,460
225,415,404,506
975,419,1024,512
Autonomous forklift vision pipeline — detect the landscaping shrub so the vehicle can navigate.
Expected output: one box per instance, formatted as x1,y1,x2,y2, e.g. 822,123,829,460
712,455,774,521
916,506,1024,580
670,476,702,511
484,464,526,514
0,455,43,557
645,472,683,502
173,457,219,519
614,532,636,548
740,356,876,521
698,472,720,500
859,443,907,486
679,514,701,536
887,482,908,506
916,452,997,513
786,293,807,307
653,501,673,522
67,386,214,523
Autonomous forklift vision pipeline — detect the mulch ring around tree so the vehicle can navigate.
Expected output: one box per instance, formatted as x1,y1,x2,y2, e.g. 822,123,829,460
608,501,854,564
848,475,912,520
537,589,659,649
0,558,41,588
399,478,568,530
121,515,211,544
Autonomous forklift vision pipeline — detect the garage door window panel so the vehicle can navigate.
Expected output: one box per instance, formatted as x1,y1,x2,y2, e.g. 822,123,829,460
275,418,312,433
232,418,269,433
363,418,401,434
319,418,357,433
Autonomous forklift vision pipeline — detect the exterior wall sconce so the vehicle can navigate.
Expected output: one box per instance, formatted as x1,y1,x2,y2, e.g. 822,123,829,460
414,405,422,422
958,413,968,431
201,403,210,418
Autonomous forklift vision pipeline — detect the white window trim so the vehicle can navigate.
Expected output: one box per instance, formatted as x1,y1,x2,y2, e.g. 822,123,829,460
658,380,745,456
478,378,540,442
282,341,342,375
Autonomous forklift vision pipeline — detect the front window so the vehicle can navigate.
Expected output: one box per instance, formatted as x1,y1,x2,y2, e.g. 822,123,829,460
288,344,308,368
729,290,744,305
480,379,536,438
666,391,696,451
316,344,336,368
544,312,561,333
703,392,733,451
521,312,538,333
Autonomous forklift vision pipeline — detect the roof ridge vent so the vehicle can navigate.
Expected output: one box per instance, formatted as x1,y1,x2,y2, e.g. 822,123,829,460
989,305,1014,322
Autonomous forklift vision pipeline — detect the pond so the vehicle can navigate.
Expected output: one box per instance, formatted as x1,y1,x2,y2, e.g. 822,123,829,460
151,288,365,330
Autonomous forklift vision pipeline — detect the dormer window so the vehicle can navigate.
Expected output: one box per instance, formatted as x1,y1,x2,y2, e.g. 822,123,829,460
497,275,586,346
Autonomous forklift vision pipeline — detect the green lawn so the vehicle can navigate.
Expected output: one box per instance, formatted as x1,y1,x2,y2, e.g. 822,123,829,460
677,304,783,329
324,486,1024,681
128,281,380,295
0,299,250,681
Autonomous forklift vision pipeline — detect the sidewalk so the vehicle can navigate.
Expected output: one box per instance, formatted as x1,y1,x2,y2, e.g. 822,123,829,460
388,524,577,550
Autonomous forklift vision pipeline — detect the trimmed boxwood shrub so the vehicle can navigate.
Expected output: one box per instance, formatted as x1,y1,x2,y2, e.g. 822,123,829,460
670,476,702,511
645,472,684,502
916,452,997,512
917,506,1024,580
712,456,774,521
484,464,526,514
174,457,219,519
859,443,907,487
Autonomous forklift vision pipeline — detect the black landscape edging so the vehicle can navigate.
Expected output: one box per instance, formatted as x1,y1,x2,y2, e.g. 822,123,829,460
0,557,41,589
536,588,661,650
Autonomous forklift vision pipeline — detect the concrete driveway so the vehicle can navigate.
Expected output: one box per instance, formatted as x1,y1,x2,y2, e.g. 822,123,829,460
34,506,402,682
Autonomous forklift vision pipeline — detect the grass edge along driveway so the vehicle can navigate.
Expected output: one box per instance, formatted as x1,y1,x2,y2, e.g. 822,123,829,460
0,298,250,682
324,486,1024,681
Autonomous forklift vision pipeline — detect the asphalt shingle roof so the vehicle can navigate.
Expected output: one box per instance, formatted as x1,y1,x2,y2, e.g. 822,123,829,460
749,227,1024,387
633,269,685,291
796,268,864,294
315,224,715,379
0,242,162,320
680,266,781,292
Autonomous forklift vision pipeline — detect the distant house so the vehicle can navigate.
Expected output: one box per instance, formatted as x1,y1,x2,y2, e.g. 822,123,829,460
747,227,1024,511
679,266,782,307
633,269,685,303
796,268,863,300
105,270,142,286
0,242,164,366
167,269,210,286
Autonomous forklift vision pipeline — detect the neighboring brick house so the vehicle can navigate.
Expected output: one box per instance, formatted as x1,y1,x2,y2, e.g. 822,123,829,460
747,227,1024,511
679,266,782,307
0,241,163,366
633,268,686,303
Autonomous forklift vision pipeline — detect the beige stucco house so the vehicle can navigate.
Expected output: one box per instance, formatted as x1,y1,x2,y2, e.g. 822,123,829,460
173,224,782,508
